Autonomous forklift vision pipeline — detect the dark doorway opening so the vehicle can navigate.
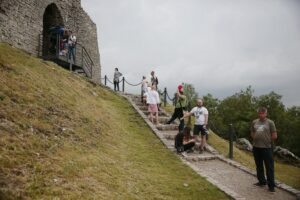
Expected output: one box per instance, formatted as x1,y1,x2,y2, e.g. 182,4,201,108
42,3,63,57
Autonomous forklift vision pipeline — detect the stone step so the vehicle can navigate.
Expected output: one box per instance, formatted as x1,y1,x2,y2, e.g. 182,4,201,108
183,154,219,161
156,124,178,131
143,110,167,116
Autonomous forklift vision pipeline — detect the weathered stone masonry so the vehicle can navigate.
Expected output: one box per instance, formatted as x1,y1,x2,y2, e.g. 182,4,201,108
0,0,101,83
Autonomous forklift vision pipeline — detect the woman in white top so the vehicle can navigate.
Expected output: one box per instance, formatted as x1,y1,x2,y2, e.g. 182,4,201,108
141,76,148,104
147,85,160,125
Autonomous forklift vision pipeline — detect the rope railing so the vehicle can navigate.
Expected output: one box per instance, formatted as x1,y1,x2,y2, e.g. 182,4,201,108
124,79,142,86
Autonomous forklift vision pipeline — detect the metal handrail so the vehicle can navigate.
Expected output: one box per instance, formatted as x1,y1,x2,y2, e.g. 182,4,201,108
38,33,95,79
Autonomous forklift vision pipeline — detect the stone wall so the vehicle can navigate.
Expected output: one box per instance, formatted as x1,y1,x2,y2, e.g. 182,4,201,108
0,0,101,82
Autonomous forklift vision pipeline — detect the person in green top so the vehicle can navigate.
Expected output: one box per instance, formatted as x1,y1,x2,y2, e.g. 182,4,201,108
166,85,187,131
251,107,277,192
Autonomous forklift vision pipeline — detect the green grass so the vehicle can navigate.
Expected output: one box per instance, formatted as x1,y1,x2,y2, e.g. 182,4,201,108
164,103,300,190
0,43,229,199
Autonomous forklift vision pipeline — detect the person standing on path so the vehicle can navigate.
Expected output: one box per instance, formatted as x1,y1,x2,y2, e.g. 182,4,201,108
181,99,208,153
113,68,122,91
141,76,148,104
146,85,160,125
150,71,158,87
251,107,277,192
166,85,187,131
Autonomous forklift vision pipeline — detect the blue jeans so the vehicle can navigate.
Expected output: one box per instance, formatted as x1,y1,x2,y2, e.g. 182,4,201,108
253,147,275,188
68,46,75,62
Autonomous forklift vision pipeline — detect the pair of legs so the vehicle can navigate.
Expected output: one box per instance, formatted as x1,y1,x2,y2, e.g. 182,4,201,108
148,104,159,125
68,46,76,63
167,107,185,131
253,147,275,190
193,125,208,151
114,81,120,91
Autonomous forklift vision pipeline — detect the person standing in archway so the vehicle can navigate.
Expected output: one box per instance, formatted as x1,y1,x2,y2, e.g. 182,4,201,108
68,31,76,63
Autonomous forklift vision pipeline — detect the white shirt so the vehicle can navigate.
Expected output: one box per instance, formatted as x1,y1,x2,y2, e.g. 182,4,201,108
142,79,148,92
190,106,208,125
146,90,160,104
68,35,76,45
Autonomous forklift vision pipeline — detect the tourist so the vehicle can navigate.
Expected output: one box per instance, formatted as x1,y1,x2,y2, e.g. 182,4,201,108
146,85,160,125
113,68,123,91
175,127,195,153
150,71,158,86
141,76,148,103
68,31,76,63
251,107,277,192
181,99,209,153
166,85,187,131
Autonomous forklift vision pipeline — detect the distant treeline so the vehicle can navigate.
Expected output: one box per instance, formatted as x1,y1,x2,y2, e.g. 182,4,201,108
185,85,300,157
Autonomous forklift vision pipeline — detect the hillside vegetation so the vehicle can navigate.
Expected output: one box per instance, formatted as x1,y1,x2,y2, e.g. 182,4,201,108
0,43,229,199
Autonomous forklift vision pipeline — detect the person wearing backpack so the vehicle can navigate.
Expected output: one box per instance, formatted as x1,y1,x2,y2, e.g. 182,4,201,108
175,127,195,153
251,107,277,192
166,85,187,131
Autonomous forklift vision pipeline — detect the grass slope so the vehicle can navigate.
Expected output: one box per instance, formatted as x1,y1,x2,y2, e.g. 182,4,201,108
0,43,229,199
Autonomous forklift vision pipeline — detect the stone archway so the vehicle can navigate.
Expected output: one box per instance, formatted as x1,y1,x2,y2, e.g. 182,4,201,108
42,3,63,57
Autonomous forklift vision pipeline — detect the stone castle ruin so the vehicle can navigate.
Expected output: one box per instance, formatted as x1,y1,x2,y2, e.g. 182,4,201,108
0,0,101,82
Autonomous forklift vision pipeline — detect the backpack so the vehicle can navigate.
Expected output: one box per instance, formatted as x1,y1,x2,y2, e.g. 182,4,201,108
155,77,158,85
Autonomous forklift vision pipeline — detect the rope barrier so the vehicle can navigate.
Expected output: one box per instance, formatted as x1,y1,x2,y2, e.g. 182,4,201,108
124,79,142,86
106,77,114,85
166,91,175,101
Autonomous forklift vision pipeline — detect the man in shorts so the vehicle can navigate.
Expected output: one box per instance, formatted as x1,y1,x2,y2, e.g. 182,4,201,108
182,99,208,152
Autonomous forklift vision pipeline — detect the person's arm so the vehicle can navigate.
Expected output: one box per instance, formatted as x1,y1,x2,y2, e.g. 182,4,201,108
250,122,255,139
270,120,277,140
271,132,277,140
204,114,208,126
180,110,194,120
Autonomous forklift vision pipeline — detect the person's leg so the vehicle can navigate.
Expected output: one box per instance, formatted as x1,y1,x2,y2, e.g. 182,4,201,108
263,148,275,190
193,125,201,151
178,109,184,131
253,147,267,185
113,81,117,91
167,108,180,124
184,142,195,151
200,134,206,151
116,81,120,91
155,112,159,125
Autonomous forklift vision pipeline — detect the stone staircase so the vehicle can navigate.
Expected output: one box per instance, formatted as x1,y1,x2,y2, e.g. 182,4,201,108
123,93,299,200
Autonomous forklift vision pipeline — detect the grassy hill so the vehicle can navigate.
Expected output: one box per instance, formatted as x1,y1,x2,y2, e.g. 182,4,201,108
0,43,229,199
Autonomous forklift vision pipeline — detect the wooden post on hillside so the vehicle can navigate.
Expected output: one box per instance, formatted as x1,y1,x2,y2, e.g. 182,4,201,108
164,87,167,107
229,124,234,159
122,77,125,92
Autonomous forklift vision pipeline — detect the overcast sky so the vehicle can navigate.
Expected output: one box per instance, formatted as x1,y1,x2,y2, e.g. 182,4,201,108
81,0,300,107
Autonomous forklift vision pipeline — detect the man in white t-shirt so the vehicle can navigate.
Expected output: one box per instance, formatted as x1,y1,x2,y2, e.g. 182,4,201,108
182,99,208,153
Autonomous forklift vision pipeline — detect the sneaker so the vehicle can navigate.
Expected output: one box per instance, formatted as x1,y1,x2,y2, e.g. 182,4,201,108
268,187,275,192
177,146,184,153
254,182,266,187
